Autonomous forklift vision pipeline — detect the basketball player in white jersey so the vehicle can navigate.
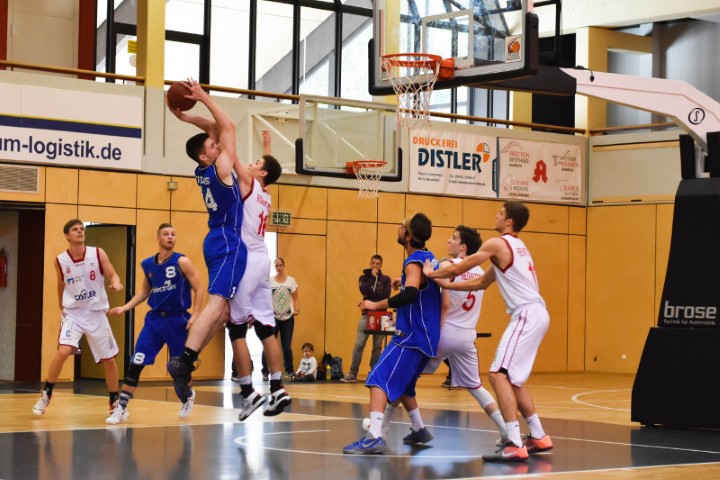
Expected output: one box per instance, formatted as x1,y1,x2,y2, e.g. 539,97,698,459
33,219,124,417
414,225,508,445
227,130,291,420
424,202,553,463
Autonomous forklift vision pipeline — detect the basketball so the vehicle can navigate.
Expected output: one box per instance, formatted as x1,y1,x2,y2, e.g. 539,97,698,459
167,82,196,111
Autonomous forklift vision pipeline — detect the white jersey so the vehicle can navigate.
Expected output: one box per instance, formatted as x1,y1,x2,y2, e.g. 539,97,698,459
241,179,270,253
445,258,485,330
493,234,545,312
57,246,109,311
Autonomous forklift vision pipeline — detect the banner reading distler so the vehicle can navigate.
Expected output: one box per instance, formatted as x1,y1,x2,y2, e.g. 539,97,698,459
498,138,582,203
408,127,497,198
0,83,142,170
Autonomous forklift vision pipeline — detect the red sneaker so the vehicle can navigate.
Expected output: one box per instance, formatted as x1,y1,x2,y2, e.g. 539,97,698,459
482,441,529,462
525,434,554,454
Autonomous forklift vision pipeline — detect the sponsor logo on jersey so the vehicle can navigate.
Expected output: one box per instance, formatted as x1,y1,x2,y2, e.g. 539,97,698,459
74,289,97,301
151,279,177,294
66,276,83,285
196,176,210,185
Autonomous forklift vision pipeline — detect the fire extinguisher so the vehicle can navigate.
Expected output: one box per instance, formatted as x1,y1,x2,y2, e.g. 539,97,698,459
0,248,7,288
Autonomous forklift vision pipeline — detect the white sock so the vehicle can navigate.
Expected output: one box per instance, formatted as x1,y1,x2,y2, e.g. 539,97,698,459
489,409,508,440
407,408,425,432
506,421,522,447
525,413,546,439
381,404,398,437
270,371,282,380
239,375,252,385
369,411,384,438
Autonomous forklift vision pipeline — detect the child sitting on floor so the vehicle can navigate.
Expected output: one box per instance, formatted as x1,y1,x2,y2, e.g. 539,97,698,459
294,343,318,382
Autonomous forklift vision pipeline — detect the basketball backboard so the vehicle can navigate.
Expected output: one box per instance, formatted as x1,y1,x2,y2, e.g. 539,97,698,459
295,95,401,181
370,0,538,96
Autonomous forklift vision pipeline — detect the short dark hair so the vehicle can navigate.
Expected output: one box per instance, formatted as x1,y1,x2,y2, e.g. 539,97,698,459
63,219,83,234
504,201,530,232
409,213,432,248
301,342,314,352
262,155,282,186
455,225,481,255
371,254,383,263
157,223,173,233
186,132,209,164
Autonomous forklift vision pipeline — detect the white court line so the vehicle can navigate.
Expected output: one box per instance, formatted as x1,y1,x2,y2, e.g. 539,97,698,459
234,417,720,457
571,389,631,412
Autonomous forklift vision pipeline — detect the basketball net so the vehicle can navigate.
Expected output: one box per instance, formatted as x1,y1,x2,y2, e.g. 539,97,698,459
382,53,441,129
351,161,386,199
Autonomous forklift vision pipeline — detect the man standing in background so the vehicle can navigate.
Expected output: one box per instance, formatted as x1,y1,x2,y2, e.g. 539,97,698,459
341,255,391,383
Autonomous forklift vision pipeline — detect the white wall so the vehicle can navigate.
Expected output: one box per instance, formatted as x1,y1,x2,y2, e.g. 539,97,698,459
0,211,18,380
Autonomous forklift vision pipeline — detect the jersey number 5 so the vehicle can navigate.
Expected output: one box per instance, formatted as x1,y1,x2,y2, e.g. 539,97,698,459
462,292,476,311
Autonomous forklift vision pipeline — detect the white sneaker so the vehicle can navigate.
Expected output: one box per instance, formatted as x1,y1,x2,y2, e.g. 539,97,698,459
106,403,129,425
32,392,50,416
238,391,266,421
179,389,195,418
263,388,292,417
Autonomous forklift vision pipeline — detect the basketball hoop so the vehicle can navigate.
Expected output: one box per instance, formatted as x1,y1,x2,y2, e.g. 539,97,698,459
381,53,442,129
347,160,387,199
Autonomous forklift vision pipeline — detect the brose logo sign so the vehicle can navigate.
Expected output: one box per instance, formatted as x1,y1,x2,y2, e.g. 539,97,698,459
662,300,718,326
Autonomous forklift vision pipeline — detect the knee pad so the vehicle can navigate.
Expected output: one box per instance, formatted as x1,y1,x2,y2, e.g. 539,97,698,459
227,322,248,341
124,362,145,388
254,322,275,341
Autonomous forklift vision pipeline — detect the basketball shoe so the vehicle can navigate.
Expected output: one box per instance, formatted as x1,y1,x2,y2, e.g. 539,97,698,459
343,433,387,454
32,392,50,416
524,434,553,454
179,389,196,418
482,440,529,462
238,391,266,421
106,403,129,425
264,388,292,416
403,427,433,445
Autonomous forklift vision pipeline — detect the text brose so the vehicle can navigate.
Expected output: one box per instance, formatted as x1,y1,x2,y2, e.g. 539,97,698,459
663,301,717,320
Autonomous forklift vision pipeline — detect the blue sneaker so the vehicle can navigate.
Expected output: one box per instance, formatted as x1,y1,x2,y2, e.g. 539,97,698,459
342,434,387,454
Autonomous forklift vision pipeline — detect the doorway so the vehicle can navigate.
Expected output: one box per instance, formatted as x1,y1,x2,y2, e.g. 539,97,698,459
76,223,135,380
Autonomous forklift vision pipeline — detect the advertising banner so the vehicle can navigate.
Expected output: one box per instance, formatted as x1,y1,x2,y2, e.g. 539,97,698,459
408,127,497,198
498,138,582,203
0,83,142,171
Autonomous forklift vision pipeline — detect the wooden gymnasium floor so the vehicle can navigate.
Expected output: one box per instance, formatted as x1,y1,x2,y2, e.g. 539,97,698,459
2,372,720,480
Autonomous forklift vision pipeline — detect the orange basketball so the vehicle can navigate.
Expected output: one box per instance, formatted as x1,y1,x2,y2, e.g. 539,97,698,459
167,82,196,111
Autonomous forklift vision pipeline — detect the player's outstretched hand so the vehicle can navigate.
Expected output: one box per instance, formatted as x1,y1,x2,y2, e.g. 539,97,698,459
109,281,123,292
422,259,435,278
108,306,125,316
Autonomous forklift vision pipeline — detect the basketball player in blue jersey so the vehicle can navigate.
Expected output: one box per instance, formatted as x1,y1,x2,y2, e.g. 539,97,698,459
105,223,205,424
166,78,247,404
174,99,291,420
343,213,442,455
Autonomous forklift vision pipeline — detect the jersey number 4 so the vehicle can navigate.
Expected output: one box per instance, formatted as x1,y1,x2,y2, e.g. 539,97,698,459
204,189,219,211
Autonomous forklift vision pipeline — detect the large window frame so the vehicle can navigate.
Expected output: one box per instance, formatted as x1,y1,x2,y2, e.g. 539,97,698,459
96,0,509,120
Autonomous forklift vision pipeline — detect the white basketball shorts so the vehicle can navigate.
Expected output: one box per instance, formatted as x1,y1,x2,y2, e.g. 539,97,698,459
58,308,119,363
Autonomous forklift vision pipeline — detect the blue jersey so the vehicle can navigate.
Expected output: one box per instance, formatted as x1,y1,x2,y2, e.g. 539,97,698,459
141,252,192,314
392,249,442,357
195,164,242,231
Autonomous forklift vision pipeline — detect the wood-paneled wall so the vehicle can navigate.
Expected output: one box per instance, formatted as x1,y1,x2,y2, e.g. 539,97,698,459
2,165,674,379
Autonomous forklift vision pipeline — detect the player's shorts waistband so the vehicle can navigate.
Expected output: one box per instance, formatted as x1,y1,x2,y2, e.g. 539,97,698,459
509,302,547,316
153,310,188,318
